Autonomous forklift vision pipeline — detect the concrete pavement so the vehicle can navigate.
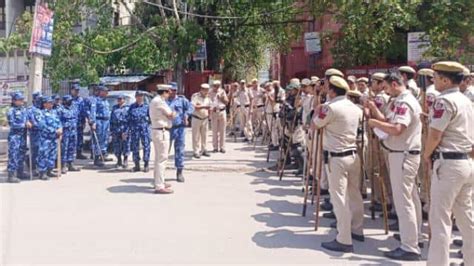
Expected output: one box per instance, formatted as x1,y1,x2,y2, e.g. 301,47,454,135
0,129,464,265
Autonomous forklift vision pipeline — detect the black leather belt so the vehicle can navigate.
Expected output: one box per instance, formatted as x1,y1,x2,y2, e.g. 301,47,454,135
218,107,226,112
432,152,469,160
192,115,208,120
96,117,109,120
324,150,357,158
244,104,250,108
152,127,170,131
256,104,264,108
381,142,420,155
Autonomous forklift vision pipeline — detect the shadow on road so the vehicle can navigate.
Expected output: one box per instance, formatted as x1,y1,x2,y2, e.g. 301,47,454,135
107,184,153,194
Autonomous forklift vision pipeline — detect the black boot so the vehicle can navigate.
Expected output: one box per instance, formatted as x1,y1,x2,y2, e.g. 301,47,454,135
177,169,185,182
7,172,21,183
116,156,123,167
132,161,140,172
68,162,80,172
143,161,149,173
94,156,104,167
123,156,128,169
61,165,68,174
47,169,56,178
16,169,30,180
76,152,87,160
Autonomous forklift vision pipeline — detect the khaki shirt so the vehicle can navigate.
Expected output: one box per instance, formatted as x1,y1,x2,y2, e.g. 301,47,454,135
302,94,314,126
149,95,172,129
425,84,440,109
237,88,252,106
313,95,362,152
374,91,390,111
251,87,265,107
264,88,286,113
407,79,421,99
191,92,211,119
383,90,422,151
209,88,228,111
463,86,474,103
429,88,473,153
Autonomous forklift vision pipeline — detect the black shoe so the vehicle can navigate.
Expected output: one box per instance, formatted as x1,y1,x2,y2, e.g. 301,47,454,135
132,162,141,172
213,149,218,153
370,203,383,212
220,149,226,153
39,172,49,181
16,171,30,180
61,166,68,174
76,153,87,160
46,170,56,178
457,249,463,259
392,234,424,248
116,157,123,167
94,156,105,167
362,193,368,199
202,151,211,157
177,169,185,183
320,189,329,195
294,169,303,176
243,138,249,142
269,145,279,151
450,262,464,266
330,221,337,229
321,201,333,211
68,163,80,172
193,153,201,159
352,233,365,242
387,212,398,220
383,247,421,261
453,239,463,247
453,223,459,231
7,172,21,183
321,239,353,253
323,212,336,219
389,221,399,231
143,161,149,173
123,156,128,169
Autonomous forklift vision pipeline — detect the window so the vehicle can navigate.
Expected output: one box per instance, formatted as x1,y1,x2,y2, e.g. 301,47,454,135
0,0,5,30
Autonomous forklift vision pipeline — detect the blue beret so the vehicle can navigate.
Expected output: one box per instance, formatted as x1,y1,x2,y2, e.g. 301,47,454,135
135,90,146,96
117,94,126,99
169,82,178,90
52,94,60,100
32,92,42,99
71,84,80,90
62,95,73,102
11,92,24,101
41,96,53,103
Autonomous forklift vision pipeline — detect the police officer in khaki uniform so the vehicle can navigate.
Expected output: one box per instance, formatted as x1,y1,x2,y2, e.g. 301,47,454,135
209,80,229,153
313,75,364,253
191,84,211,158
236,81,254,141
399,66,420,99
368,73,423,261
250,78,265,135
423,61,473,266
265,81,285,150
356,77,370,101
149,84,176,194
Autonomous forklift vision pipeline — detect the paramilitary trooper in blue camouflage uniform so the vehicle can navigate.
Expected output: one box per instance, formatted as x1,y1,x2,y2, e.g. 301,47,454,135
27,92,44,174
92,85,111,167
84,84,98,160
71,84,87,160
37,96,62,180
7,92,29,183
58,95,81,174
110,94,130,168
167,82,194,182
128,90,151,172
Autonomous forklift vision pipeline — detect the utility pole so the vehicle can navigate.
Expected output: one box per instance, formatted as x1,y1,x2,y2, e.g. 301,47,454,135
28,0,44,104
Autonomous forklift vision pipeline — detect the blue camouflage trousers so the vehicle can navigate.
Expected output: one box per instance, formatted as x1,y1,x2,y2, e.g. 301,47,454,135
31,130,41,169
130,124,150,163
92,120,110,156
76,123,84,153
37,133,58,173
7,129,26,172
112,131,130,157
61,128,77,163
171,126,185,169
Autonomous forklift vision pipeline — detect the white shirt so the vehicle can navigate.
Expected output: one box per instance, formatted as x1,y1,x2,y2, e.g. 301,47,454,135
149,95,172,129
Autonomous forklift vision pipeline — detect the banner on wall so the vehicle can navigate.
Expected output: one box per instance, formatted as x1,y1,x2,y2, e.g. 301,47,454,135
29,2,55,57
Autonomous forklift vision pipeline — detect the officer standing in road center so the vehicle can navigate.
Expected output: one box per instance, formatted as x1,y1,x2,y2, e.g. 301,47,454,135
149,84,176,194
128,90,151,173
167,82,194,182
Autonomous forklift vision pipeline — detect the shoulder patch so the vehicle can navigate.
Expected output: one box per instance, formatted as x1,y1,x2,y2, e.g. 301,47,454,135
395,103,408,116
432,100,445,119
318,105,329,119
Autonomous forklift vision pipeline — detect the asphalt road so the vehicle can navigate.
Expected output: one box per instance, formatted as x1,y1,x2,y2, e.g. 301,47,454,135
0,129,464,265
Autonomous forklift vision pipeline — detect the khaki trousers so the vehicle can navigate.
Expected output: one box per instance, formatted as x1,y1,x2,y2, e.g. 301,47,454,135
326,154,364,245
192,117,208,154
373,145,393,205
151,129,169,190
428,158,473,266
388,153,422,254
266,114,280,146
239,107,253,139
211,111,226,150
252,107,264,133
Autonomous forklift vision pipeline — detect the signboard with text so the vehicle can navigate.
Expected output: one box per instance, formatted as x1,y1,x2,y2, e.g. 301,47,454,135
29,3,55,57
407,32,430,65
304,32,321,54
194,39,207,61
